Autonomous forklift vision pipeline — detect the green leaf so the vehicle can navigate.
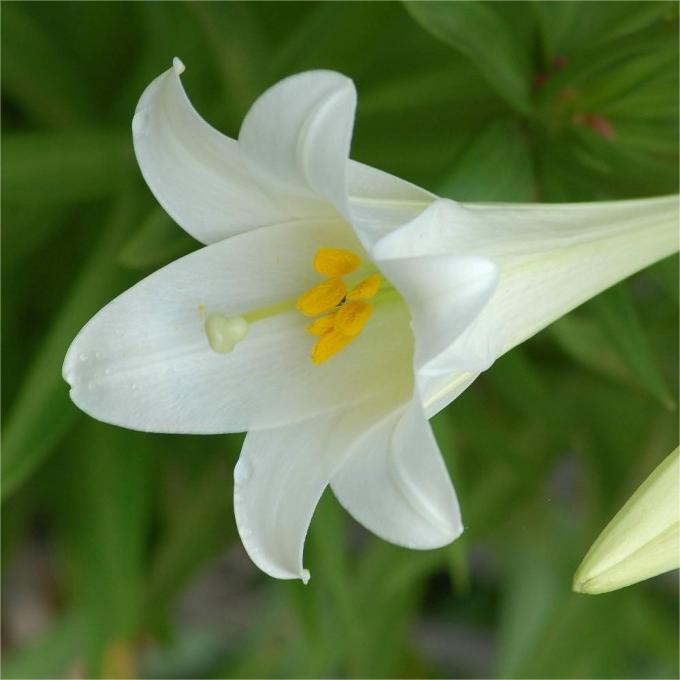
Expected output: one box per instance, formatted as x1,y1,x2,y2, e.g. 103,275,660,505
145,446,237,619
404,1,533,114
437,119,536,201
487,347,548,420
535,0,674,58
2,131,133,205
1,3,93,127
589,284,674,409
187,2,268,121
59,424,155,675
117,208,198,270
359,65,497,117
550,315,647,390
1,193,138,500
271,2,396,79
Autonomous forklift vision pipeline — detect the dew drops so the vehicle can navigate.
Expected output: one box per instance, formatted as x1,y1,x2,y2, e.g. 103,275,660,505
132,109,149,138
240,527,252,539
104,368,111,375
131,383,138,391
79,353,88,362
234,457,252,484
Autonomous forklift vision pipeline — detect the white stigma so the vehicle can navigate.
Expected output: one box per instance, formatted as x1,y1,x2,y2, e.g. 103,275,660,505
205,313,249,354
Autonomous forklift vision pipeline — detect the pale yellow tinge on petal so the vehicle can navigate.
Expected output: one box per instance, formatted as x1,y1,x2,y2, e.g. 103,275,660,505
573,447,679,594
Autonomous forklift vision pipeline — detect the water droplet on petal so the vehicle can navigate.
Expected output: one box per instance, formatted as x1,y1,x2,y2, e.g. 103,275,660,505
132,109,149,138
79,354,88,362
240,527,252,538
234,457,252,484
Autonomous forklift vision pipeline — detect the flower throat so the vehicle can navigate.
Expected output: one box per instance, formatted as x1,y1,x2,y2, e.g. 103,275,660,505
296,248,381,364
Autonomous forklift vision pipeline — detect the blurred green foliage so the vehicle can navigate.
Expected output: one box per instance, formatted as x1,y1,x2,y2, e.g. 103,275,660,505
2,2,678,678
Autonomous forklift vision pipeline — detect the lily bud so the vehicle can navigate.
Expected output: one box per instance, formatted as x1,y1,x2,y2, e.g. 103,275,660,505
573,447,679,594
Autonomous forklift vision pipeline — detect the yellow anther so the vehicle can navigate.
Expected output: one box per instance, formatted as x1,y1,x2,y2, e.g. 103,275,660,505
298,248,385,363
312,329,356,364
296,277,347,317
314,248,361,277
348,273,381,301
334,301,372,337
307,313,336,336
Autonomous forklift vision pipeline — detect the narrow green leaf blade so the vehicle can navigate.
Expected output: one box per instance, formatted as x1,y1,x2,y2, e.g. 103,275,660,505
60,424,155,675
437,119,536,201
404,1,533,113
117,208,198,270
590,285,674,409
1,194,138,499
2,131,133,205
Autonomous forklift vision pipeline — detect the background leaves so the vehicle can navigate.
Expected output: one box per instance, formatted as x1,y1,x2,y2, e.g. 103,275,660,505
2,2,678,678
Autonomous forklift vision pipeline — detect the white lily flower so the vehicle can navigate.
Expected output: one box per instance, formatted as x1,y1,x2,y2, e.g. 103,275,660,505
63,59,679,582
573,447,679,594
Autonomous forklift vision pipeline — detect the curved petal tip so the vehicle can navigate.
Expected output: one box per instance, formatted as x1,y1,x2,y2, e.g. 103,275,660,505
172,56,185,75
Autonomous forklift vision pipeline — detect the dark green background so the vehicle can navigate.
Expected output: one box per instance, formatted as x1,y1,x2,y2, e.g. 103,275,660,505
2,2,678,678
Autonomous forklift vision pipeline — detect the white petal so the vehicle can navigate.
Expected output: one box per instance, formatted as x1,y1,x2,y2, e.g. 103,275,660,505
234,409,344,582
133,59,284,245
380,254,498,371
347,160,435,247
437,196,679,408
331,398,462,549
421,370,480,420
369,200,499,370
234,400,402,581
239,70,356,219
63,220,413,434
369,195,679,414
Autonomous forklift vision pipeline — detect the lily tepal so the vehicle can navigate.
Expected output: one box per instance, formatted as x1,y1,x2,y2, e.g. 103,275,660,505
63,58,679,582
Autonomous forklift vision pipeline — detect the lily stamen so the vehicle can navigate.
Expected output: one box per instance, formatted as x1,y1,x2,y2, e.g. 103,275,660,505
296,248,382,364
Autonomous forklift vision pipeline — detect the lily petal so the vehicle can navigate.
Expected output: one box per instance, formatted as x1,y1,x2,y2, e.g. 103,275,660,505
239,70,356,219
331,398,462,549
234,409,343,582
573,447,679,594
371,195,679,413
368,200,499,370
235,394,407,581
445,195,679,393
63,220,413,433
132,58,284,245
380,253,499,371
347,160,435,245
